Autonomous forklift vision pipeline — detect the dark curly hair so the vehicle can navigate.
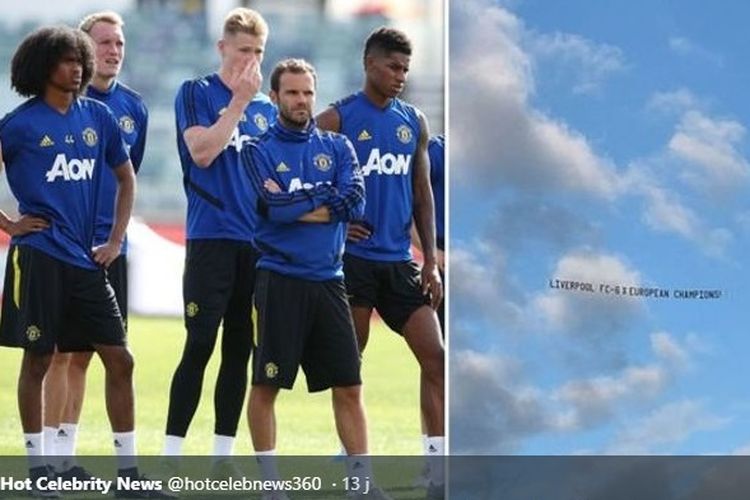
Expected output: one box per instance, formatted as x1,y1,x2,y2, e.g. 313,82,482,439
363,26,412,59
10,25,94,98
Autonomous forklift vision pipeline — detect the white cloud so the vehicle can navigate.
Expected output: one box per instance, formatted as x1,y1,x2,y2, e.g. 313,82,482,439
607,400,729,454
450,243,525,333
555,365,668,428
553,331,696,430
450,1,620,199
451,330,705,452
639,182,698,238
484,200,602,253
451,349,549,453
451,3,736,259
648,88,701,115
668,111,750,192
530,32,627,94
532,250,643,338
668,36,724,67
623,165,734,257
651,331,690,368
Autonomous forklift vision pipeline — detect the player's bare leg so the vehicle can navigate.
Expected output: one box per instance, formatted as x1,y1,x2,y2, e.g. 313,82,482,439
248,384,279,451
403,305,445,497
93,344,135,432
350,306,373,353
19,351,53,434
402,306,444,435
332,385,368,454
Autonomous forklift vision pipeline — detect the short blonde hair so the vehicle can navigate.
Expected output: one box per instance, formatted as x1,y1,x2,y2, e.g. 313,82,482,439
223,7,268,38
79,11,124,34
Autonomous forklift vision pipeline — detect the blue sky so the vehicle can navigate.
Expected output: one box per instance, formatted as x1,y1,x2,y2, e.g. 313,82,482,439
450,0,750,454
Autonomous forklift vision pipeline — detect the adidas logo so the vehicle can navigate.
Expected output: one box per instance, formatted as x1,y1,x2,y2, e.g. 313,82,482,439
357,130,372,141
114,439,122,448
25,440,34,449
57,429,68,437
276,162,290,173
40,135,54,147
428,445,438,453
352,461,363,469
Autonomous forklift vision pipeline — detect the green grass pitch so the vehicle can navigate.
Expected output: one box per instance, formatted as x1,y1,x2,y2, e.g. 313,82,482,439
0,316,421,456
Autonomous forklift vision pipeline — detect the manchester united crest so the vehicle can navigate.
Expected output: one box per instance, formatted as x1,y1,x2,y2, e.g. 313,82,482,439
254,113,269,132
82,127,98,147
119,115,135,134
396,125,413,144
26,325,41,342
313,153,332,172
265,362,278,379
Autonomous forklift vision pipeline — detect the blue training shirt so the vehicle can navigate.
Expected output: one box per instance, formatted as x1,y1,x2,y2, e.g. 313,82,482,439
86,80,148,251
429,134,445,250
175,73,276,242
334,91,421,262
0,96,129,270
242,121,365,281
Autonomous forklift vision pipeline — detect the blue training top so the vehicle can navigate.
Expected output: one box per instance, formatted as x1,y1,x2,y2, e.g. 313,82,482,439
242,121,365,281
334,91,422,262
0,96,129,270
86,80,148,251
175,73,276,242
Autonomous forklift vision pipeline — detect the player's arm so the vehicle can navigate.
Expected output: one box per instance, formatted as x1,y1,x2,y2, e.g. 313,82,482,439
323,137,365,222
0,212,50,236
315,107,371,240
130,105,148,173
412,112,442,308
314,107,341,133
297,137,365,224
411,220,444,272
0,140,50,235
298,205,331,223
92,160,135,267
183,59,261,168
243,144,335,223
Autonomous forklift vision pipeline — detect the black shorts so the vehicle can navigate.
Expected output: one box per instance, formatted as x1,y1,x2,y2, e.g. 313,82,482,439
183,239,258,337
252,269,361,392
343,253,431,333
0,245,125,354
107,253,128,324
62,253,128,352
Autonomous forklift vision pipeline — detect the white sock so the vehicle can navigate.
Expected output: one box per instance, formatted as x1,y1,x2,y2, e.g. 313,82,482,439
24,432,44,470
421,434,428,454
57,423,78,471
426,436,445,486
113,431,137,470
42,426,60,471
345,454,375,486
213,434,235,459
255,449,281,481
163,435,184,457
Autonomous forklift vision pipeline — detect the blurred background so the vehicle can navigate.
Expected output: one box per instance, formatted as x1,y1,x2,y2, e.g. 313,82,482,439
0,0,444,315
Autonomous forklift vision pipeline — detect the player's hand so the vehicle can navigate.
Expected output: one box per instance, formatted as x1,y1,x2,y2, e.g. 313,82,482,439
92,241,121,268
347,222,371,242
228,58,262,104
421,261,443,309
264,178,281,193
437,249,445,273
4,214,50,236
